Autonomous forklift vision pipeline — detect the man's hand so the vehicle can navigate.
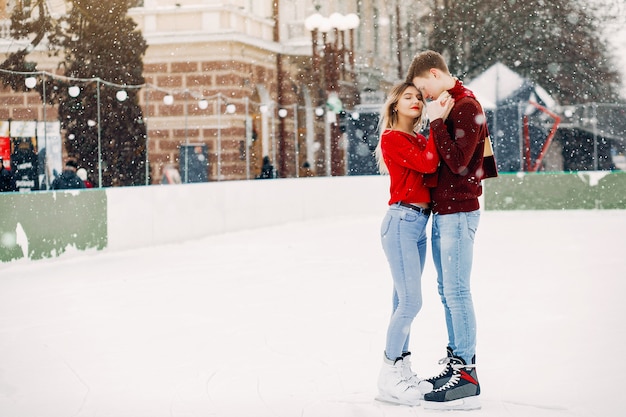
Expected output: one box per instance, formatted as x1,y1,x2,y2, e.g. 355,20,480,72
425,91,454,122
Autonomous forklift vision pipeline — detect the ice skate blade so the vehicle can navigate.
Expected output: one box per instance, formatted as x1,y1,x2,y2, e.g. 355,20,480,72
375,394,420,407
423,395,480,411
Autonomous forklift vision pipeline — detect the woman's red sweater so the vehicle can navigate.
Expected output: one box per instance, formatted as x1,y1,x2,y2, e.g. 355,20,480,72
380,129,440,206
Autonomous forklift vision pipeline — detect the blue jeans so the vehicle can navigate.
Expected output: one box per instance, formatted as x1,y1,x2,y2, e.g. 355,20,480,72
380,203,430,360
431,210,480,364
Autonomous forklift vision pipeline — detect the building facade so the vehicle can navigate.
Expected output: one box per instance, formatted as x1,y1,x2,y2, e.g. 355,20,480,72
0,0,427,183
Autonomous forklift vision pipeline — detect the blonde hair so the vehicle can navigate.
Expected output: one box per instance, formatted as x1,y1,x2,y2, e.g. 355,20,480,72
374,82,425,174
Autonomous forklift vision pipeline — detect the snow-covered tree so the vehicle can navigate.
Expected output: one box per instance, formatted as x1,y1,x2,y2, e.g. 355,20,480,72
421,0,622,104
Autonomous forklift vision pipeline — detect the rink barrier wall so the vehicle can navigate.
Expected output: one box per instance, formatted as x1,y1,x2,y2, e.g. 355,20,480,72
483,171,626,210
104,175,388,253
1,172,625,264
0,189,107,263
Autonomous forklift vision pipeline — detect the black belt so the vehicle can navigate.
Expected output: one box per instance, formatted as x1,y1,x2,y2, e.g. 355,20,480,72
398,202,431,216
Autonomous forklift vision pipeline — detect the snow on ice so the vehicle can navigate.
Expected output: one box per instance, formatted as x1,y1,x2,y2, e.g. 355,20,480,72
0,209,625,416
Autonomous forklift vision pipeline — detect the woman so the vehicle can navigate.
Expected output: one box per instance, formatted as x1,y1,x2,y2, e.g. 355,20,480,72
374,82,440,406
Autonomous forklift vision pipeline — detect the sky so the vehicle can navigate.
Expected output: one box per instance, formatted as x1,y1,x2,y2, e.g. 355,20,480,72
595,0,626,97
1,208,625,417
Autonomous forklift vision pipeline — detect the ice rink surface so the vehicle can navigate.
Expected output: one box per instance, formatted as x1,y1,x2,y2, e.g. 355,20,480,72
1,210,625,417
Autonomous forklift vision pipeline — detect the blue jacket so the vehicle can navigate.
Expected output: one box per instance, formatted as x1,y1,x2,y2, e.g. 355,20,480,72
51,170,86,190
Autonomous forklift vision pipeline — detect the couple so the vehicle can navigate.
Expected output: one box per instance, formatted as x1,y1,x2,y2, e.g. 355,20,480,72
375,50,495,410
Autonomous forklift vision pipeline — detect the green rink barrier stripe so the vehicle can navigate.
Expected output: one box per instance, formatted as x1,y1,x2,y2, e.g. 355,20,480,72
484,171,626,210
0,190,107,263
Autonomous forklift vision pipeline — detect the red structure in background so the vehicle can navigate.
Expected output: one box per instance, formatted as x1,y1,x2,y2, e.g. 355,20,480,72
523,101,562,172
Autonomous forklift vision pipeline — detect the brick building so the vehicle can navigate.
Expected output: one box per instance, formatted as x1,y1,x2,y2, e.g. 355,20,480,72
0,0,423,184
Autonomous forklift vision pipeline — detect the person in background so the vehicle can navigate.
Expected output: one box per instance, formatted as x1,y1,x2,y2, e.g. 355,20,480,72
51,159,86,190
161,164,182,184
301,161,314,177
373,81,440,406
0,157,17,192
76,168,94,188
257,156,274,179
406,49,488,411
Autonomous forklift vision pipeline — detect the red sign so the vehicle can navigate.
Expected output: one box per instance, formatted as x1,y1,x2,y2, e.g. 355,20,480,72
0,136,10,169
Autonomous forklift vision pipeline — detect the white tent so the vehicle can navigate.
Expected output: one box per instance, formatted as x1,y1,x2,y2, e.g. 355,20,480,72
467,62,556,110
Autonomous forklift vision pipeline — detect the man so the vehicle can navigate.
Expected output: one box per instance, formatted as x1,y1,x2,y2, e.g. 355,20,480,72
51,159,86,190
0,157,17,192
406,50,489,411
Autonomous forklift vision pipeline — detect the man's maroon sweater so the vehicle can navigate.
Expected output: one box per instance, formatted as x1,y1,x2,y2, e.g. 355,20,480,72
428,80,487,215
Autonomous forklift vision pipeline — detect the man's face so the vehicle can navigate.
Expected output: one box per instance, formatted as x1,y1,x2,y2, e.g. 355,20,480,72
412,72,444,101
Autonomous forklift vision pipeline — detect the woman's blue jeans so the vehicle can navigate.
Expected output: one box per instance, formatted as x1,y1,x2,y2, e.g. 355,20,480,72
380,203,430,360
431,210,480,364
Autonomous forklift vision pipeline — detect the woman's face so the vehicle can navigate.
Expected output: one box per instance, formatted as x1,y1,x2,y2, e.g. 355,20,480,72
395,85,424,119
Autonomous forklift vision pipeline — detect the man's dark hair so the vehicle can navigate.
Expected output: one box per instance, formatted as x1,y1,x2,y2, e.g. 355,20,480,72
405,50,449,83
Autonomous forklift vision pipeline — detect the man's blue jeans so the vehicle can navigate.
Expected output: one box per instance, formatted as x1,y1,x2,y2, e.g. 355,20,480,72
431,210,480,364
380,203,430,360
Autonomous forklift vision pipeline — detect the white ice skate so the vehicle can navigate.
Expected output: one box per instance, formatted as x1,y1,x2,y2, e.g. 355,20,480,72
399,352,434,395
375,355,423,406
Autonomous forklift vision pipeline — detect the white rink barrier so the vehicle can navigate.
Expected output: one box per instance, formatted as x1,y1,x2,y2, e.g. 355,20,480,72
106,176,389,253
5,171,622,264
